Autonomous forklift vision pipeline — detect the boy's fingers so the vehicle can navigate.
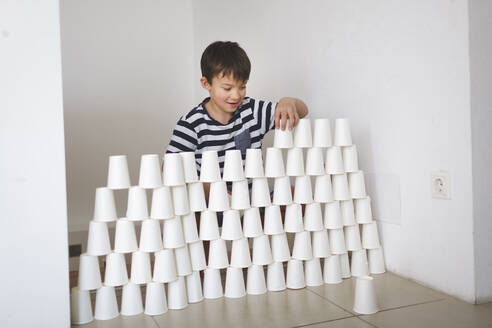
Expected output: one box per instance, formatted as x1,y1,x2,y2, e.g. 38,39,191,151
281,112,287,130
294,112,300,127
274,109,281,129
288,109,295,130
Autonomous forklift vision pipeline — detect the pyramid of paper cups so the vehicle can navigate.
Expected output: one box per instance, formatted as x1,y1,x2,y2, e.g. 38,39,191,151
72,118,385,323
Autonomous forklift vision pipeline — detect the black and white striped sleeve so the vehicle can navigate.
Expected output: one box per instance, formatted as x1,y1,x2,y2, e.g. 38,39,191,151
166,117,198,153
251,98,277,138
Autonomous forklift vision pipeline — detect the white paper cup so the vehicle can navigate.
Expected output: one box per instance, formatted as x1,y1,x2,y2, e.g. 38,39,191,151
304,202,323,231
353,276,379,314
104,252,128,287
313,118,333,147
368,247,386,274
340,200,356,226
354,197,373,224
340,252,351,278
294,118,313,148
247,264,267,295
344,224,362,251
167,276,189,310
126,186,148,221
243,207,263,237
93,187,117,222
107,155,131,190
86,221,111,256
223,149,245,181
325,146,344,174
230,237,251,268
323,255,343,284
351,249,369,277
231,180,250,210
324,201,343,229
305,147,325,176
292,231,313,260
286,259,306,289
189,240,207,271
182,212,199,243
94,285,119,320
334,118,352,146
224,267,246,298
162,216,185,249
294,175,313,204
200,150,221,182
265,148,285,177
312,230,331,258
208,181,230,211
138,154,162,189
144,282,168,315
332,173,350,201
286,148,305,176
329,228,347,254
171,185,190,216
130,251,152,284
203,268,223,299
361,221,381,249
187,182,207,212
208,238,229,269
252,234,273,265
175,245,193,276
186,271,204,303
251,177,271,207
221,209,243,240
78,253,102,290
180,152,199,183
70,287,93,325
245,148,264,178
273,176,292,205
271,233,291,262
305,257,323,286
150,186,174,219
264,205,284,235
348,171,367,199
342,145,359,172
139,219,163,252
284,203,303,233
153,249,177,283
267,262,286,291
274,126,294,148
314,175,334,203
199,210,220,241
162,153,185,187
120,283,143,316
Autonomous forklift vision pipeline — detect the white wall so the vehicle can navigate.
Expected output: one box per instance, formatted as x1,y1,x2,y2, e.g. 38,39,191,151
469,0,492,304
0,1,70,326
192,0,475,302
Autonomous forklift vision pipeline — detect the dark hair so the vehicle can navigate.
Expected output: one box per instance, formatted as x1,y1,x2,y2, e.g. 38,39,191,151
201,41,251,83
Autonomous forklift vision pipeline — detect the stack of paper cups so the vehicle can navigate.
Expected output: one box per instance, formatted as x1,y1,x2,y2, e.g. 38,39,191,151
332,173,350,201
286,148,304,176
167,276,188,310
189,240,207,271
247,264,267,295
93,187,117,222
264,205,284,235
267,261,286,291
245,148,264,178
188,182,207,212
224,267,246,298
126,186,148,220
162,153,185,187
368,248,386,274
120,283,143,316
348,171,367,199
200,150,221,182
265,148,285,177
312,118,332,147
223,149,245,181
361,221,381,249
351,249,369,277
231,180,250,210
208,181,230,211
131,251,152,284
203,268,223,299
334,118,352,146
314,175,334,203
94,285,119,320
145,282,168,315
162,216,185,249
305,258,323,286
305,147,324,176
199,210,220,241
150,186,174,219
273,176,292,205
293,119,312,148
342,145,359,172
274,125,294,148
286,259,306,289
78,254,102,290
340,200,356,226
294,176,313,204
107,155,131,189
243,207,263,237
251,177,271,207
153,249,177,283
324,201,343,229
353,276,379,314
325,147,344,175
186,271,204,303
323,255,342,284
180,152,199,183
86,221,111,256
354,197,373,224
138,154,162,188
284,203,303,233
71,287,93,325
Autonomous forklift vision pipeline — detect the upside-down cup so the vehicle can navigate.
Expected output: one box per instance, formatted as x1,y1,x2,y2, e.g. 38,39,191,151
230,237,251,268
351,249,369,277
162,153,185,187
361,221,381,249
294,175,313,204
267,262,286,291
208,238,229,269
313,118,332,147
162,216,185,249
104,252,128,287
150,186,174,219
222,209,243,240
171,185,189,215
329,228,347,254
78,254,102,290
353,276,379,314
334,118,352,146
139,219,163,252
126,186,148,221
325,146,344,174
86,221,111,256
271,233,291,262
225,267,247,298
251,177,271,207
247,264,267,295
231,180,250,210
305,257,323,286
208,181,230,211
182,212,199,243
273,176,292,205
245,148,264,178
344,224,362,251
265,148,285,177
93,187,117,222
348,171,367,199
199,210,220,241
286,259,306,289
292,231,313,260
368,247,386,274
284,203,303,233
94,285,119,320
243,207,263,237
340,252,351,278
274,125,294,148
71,287,93,325
305,147,325,176
293,118,313,148
153,249,177,283
203,268,223,299
144,282,168,316
223,149,245,181
304,202,323,231
342,145,359,172
175,245,192,276
120,283,143,316
340,200,356,226
323,255,343,284
186,271,204,303
332,173,350,201
200,150,221,182
130,251,152,284
138,154,162,188
107,155,131,189
312,230,331,258
252,234,273,265
167,276,188,310
286,148,304,176
324,201,343,229
264,205,284,235
180,152,199,183
354,197,373,224
188,182,206,212
314,175,334,203
189,240,207,271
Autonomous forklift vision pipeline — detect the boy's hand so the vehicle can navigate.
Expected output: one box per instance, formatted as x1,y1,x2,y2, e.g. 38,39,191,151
275,98,300,131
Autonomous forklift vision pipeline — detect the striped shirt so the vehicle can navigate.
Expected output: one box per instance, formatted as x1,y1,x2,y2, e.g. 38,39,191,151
166,97,277,174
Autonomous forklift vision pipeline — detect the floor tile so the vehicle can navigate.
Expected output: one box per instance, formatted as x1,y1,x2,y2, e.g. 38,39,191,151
300,317,375,328
75,313,158,328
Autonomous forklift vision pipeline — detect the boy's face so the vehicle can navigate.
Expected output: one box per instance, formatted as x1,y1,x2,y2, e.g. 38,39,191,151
201,73,247,115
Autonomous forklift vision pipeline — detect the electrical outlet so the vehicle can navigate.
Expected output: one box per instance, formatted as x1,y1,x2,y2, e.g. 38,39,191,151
431,170,450,199
69,244,82,257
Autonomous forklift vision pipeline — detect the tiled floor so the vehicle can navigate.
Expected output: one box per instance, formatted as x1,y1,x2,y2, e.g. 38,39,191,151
75,272,492,328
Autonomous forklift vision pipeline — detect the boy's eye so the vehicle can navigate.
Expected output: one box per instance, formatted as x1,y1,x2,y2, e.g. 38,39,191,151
224,88,231,91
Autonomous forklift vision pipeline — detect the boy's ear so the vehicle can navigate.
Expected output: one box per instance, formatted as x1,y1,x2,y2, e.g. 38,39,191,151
200,77,211,91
